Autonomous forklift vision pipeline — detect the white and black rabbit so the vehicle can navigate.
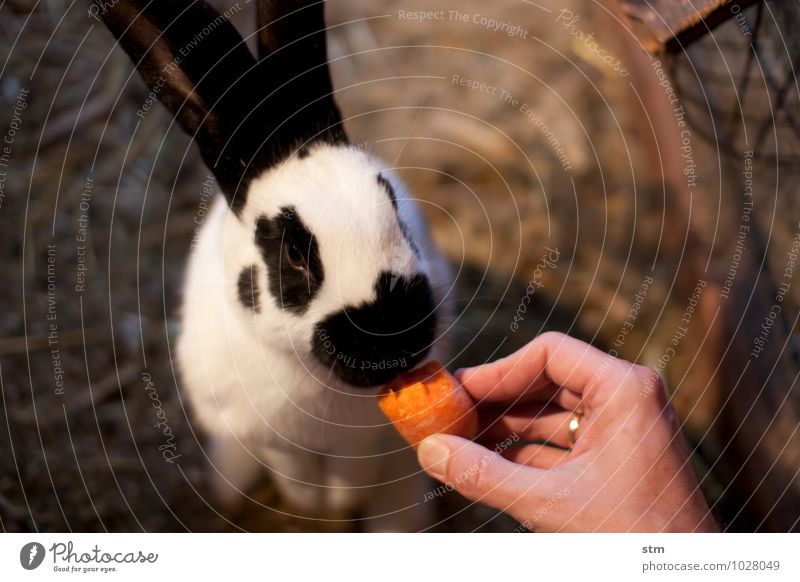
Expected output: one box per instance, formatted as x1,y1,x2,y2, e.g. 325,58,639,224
95,0,453,530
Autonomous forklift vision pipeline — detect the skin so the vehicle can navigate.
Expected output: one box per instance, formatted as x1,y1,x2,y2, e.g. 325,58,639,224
417,332,719,532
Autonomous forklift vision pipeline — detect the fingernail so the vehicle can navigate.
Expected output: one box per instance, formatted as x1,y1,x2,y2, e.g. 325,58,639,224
417,436,450,481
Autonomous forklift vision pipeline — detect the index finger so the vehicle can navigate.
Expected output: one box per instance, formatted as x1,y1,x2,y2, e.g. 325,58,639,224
455,332,626,405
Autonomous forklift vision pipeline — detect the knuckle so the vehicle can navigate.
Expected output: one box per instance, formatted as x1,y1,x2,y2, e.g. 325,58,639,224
537,331,567,346
662,400,679,429
633,364,665,397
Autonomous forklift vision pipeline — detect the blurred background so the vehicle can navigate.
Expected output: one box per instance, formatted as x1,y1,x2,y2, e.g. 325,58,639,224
1,0,798,532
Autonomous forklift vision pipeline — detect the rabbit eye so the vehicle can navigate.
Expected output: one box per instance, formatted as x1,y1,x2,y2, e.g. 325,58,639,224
284,241,307,271
256,207,324,314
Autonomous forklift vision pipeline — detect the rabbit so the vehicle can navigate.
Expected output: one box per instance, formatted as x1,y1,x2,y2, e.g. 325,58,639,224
95,0,453,531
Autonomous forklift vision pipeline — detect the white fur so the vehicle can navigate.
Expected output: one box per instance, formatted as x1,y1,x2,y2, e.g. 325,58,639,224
176,144,452,530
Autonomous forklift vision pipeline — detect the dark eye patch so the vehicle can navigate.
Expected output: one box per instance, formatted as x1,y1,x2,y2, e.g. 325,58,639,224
254,206,324,314
377,173,420,257
237,264,261,313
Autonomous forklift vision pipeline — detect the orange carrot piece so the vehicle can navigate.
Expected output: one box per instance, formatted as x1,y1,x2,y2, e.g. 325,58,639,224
379,361,478,448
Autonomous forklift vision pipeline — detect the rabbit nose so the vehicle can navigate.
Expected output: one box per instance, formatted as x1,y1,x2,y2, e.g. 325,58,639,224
311,272,437,387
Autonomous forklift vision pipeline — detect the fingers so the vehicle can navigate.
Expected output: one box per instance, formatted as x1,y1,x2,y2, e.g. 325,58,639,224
417,434,560,515
502,443,571,468
477,403,575,448
456,331,641,407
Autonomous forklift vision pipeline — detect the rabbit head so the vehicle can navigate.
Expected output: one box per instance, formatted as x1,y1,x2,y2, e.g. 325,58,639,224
96,0,449,388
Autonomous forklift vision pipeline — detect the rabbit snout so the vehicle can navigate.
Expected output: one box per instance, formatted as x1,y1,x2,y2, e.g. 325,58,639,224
311,272,437,387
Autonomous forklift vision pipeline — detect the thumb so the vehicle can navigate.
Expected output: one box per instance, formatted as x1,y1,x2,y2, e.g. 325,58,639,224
417,434,551,515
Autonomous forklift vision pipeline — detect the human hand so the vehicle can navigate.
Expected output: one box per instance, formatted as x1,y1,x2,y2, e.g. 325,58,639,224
416,332,718,532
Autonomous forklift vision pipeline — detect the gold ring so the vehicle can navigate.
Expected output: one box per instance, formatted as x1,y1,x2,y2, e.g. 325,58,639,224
568,411,583,447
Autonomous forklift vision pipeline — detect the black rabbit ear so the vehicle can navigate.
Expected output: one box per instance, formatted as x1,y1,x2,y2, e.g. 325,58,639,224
256,0,348,149
96,0,288,212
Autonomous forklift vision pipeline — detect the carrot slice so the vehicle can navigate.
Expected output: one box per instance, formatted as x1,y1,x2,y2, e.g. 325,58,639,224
379,361,478,448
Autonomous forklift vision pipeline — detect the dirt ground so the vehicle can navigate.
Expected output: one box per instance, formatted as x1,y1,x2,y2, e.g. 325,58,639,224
1,0,798,532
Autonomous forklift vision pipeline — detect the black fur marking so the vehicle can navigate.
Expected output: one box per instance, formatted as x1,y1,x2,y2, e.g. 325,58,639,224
377,173,420,257
96,0,348,216
254,206,324,315
377,173,397,210
297,145,311,159
237,264,261,313
402,224,420,257
255,0,347,148
311,272,436,387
